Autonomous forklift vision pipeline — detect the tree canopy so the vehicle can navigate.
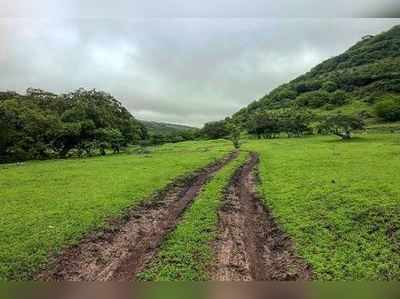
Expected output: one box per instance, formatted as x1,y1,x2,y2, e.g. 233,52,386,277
0,88,147,162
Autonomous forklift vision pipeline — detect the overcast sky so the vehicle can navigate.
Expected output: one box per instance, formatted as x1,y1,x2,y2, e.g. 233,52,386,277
0,2,399,126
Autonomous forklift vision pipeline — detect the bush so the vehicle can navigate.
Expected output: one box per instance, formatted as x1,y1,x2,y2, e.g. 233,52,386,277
329,90,348,106
374,98,400,121
296,90,330,108
322,81,338,92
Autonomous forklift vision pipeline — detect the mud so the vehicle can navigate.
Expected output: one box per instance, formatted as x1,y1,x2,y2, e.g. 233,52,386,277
211,153,312,281
36,152,237,281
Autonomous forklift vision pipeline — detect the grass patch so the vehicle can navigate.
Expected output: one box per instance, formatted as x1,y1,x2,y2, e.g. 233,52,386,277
137,151,249,281
244,133,400,280
0,140,233,280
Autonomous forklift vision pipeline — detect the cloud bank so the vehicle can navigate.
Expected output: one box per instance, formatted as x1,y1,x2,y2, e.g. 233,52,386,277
0,15,399,125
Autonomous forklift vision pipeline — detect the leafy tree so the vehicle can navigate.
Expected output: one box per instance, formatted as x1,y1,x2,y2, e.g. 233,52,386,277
225,122,241,149
200,121,230,140
318,114,365,140
247,112,281,139
280,109,314,137
0,88,147,163
374,98,400,121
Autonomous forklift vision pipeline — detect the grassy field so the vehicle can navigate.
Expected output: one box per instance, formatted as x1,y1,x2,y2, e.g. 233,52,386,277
0,140,233,280
138,152,249,281
244,133,400,280
2,132,400,281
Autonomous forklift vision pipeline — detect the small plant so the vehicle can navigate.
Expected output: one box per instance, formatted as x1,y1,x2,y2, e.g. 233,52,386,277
226,123,241,149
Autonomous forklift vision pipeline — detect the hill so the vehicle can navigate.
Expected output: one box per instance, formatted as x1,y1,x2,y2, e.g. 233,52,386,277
141,120,197,136
231,24,400,126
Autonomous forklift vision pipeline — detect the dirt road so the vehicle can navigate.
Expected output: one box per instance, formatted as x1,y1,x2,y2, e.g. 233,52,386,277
211,153,312,281
37,152,237,281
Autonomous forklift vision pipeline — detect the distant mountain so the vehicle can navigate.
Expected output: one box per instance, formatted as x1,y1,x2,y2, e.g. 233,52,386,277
231,24,400,126
140,120,197,136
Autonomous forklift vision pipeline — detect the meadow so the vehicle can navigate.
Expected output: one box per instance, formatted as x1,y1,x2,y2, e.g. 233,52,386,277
244,133,400,280
2,132,400,281
0,140,233,280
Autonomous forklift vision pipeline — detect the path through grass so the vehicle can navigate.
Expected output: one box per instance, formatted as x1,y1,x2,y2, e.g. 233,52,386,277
0,140,233,280
138,151,249,281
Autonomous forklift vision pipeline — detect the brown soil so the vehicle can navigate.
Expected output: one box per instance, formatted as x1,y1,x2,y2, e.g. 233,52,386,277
36,152,237,281
211,153,312,281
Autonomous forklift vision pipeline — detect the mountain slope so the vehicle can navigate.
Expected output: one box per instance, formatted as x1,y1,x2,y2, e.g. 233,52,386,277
231,24,400,125
140,120,197,136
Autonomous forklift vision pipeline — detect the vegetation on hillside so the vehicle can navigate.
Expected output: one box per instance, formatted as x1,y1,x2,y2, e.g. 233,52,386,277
0,88,147,163
231,25,400,127
140,120,196,136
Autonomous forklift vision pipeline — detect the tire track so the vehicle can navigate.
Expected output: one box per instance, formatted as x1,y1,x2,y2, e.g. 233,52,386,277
37,151,238,281
211,153,312,281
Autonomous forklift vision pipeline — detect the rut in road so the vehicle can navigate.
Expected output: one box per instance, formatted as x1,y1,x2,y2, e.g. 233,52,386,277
211,153,312,281
37,152,238,281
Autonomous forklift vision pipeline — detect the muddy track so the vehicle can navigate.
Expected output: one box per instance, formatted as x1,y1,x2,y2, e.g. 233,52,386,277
36,152,238,281
211,153,312,281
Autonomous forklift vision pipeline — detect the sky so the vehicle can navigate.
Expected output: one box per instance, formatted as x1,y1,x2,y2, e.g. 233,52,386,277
0,1,400,126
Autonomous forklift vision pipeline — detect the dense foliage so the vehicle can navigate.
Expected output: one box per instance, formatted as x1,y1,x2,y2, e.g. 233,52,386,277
199,120,242,148
0,88,147,162
231,25,400,126
246,109,313,138
200,120,230,140
374,96,400,121
317,114,365,139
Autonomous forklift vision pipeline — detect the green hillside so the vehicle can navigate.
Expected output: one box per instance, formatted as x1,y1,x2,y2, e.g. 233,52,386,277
232,24,400,127
141,120,197,136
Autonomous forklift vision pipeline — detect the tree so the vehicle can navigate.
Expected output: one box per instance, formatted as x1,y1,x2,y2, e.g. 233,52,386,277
318,114,365,140
246,112,281,139
280,109,314,137
225,122,241,149
200,121,230,140
0,88,148,163
374,98,400,122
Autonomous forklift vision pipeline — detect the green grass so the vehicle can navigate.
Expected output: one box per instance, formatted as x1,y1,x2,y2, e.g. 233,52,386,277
243,133,400,280
138,151,249,281
0,140,233,280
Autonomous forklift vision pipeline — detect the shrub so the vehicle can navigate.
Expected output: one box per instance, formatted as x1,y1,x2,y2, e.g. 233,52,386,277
322,81,338,92
329,90,348,106
296,90,330,108
374,98,400,122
